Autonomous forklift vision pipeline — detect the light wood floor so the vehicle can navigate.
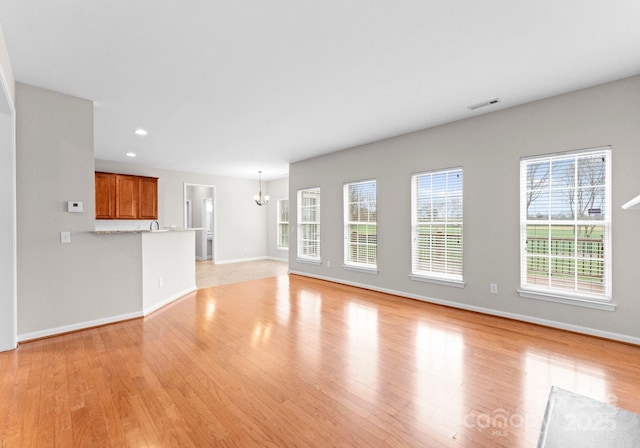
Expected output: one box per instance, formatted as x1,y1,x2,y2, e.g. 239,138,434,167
2,274,639,447
196,259,288,288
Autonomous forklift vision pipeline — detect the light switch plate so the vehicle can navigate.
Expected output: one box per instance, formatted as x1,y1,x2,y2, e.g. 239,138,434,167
60,231,71,243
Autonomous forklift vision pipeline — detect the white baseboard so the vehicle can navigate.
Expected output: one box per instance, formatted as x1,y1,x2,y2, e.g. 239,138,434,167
17,310,144,343
195,256,207,261
289,271,640,346
143,286,197,316
17,287,198,343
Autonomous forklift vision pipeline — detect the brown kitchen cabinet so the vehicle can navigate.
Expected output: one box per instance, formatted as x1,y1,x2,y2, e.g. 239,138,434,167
95,172,116,219
137,176,158,219
95,172,158,220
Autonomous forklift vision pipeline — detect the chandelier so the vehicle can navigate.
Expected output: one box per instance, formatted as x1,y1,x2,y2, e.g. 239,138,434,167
254,171,270,206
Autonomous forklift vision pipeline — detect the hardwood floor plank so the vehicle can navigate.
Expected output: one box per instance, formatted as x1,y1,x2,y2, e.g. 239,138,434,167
4,343,38,447
2,274,640,447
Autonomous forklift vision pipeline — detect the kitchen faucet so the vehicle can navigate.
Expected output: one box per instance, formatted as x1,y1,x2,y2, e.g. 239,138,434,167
150,220,160,231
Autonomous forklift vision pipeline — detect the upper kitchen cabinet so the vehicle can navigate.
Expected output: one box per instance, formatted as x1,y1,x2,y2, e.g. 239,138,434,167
95,172,158,220
137,176,158,219
95,172,116,219
115,174,138,219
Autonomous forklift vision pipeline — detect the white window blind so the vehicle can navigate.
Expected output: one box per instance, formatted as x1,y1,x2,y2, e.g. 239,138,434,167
411,168,463,282
344,180,377,268
297,188,320,260
519,147,611,302
277,199,289,250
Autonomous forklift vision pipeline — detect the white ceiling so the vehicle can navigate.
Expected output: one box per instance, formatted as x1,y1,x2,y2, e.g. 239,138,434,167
1,1,640,180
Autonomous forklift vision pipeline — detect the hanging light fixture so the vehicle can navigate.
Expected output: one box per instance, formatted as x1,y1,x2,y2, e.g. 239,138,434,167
254,171,270,206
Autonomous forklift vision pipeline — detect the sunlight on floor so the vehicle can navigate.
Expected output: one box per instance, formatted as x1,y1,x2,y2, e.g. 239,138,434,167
196,259,288,288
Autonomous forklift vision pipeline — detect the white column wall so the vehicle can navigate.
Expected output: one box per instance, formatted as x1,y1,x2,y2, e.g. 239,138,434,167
142,231,196,314
0,25,16,351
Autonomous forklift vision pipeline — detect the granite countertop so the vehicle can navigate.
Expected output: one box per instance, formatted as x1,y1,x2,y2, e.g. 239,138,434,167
93,228,205,234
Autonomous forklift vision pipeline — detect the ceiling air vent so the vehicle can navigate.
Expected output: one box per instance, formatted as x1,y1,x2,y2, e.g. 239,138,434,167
468,98,500,110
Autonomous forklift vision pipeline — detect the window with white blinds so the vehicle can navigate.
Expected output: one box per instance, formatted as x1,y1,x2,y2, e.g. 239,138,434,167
519,147,611,303
344,180,377,269
277,199,289,250
411,168,463,284
297,188,320,261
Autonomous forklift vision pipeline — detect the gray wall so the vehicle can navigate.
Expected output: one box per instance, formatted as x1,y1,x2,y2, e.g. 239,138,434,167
16,83,142,338
266,176,289,261
95,160,268,263
289,75,640,343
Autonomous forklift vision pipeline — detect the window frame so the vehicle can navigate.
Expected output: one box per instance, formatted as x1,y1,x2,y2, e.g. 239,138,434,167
518,146,614,311
343,179,378,273
410,167,465,288
296,188,321,263
276,198,289,251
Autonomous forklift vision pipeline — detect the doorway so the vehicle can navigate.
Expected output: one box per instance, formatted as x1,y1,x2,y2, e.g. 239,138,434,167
184,183,215,263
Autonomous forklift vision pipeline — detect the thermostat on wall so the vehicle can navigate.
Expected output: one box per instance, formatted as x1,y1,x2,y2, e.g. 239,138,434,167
67,201,83,213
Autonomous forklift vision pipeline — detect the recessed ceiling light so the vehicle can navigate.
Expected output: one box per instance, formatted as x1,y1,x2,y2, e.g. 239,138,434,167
126,152,137,157
134,128,148,136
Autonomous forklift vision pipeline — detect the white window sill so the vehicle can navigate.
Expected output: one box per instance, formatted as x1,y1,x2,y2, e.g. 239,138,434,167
296,257,321,265
410,274,466,289
276,247,289,252
343,264,379,275
517,289,616,311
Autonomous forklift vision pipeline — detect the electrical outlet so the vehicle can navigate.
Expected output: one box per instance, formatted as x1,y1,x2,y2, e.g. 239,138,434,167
327,260,331,268
490,283,498,294
60,231,71,243
158,277,164,287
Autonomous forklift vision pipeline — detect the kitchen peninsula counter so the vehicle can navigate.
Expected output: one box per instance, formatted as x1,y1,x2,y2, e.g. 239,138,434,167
92,228,198,316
